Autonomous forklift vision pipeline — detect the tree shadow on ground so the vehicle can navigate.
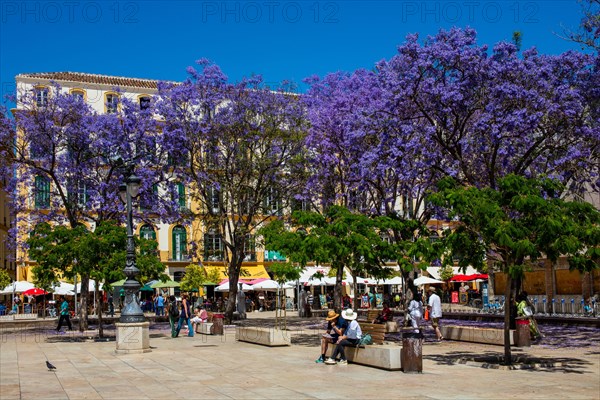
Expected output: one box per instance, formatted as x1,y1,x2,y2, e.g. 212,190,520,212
424,350,593,373
291,333,321,347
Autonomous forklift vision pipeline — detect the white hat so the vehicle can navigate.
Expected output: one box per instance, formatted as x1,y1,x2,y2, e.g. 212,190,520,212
341,308,358,321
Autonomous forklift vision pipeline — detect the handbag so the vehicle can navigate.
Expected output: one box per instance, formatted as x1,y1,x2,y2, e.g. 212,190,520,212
424,308,430,321
359,333,373,346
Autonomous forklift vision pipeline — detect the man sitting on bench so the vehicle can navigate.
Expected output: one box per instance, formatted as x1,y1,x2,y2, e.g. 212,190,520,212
316,310,346,363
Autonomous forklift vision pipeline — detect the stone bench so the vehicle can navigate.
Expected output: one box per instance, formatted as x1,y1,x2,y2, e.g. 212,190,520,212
440,325,515,346
235,327,291,347
13,313,37,320
326,344,401,370
195,322,214,335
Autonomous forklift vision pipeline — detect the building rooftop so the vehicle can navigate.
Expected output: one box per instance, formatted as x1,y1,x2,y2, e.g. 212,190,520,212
15,72,170,89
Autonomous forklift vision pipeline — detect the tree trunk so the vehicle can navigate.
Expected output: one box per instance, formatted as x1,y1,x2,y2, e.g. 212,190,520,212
334,264,344,310
79,275,89,332
487,271,496,300
503,273,513,365
96,283,104,338
352,272,359,310
225,258,242,323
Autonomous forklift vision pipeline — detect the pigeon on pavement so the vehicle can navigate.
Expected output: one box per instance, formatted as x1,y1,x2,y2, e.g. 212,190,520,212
46,361,56,371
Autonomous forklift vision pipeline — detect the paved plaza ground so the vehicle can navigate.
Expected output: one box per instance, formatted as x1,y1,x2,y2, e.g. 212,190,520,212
1,312,599,399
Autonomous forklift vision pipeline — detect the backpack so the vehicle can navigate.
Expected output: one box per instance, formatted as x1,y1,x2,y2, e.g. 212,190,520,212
169,302,180,318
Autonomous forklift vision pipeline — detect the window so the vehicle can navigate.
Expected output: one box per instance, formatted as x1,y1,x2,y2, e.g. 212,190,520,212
77,182,88,208
71,90,85,102
264,187,282,215
291,197,311,212
140,224,156,240
34,176,50,209
243,234,256,261
172,226,188,261
177,183,186,209
35,87,48,107
204,230,223,261
207,186,220,214
139,96,151,110
105,93,118,114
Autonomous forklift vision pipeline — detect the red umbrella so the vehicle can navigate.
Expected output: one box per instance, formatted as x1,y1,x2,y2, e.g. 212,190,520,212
22,288,48,296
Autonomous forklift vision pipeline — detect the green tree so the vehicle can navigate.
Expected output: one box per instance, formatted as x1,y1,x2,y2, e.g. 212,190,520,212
28,221,166,334
261,206,397,309
430,174,600,364
0,268,11,290
269,262,302,329
180,264,208,293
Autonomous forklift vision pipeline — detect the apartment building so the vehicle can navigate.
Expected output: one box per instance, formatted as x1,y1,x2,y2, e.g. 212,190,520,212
13,72,270,284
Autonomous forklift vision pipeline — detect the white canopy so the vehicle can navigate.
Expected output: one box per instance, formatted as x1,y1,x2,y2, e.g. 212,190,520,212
250,279,293,291
414,276,444,286
215,282,252,292
375,276,403,285
50,281,75,296
0,281,35,294
75,279,104,293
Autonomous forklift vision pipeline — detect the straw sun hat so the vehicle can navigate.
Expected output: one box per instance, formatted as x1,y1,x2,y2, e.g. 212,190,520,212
325,310,339,321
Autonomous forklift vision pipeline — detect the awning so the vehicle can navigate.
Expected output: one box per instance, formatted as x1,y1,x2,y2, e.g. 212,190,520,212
205,265,270,282
450,273,489,282
427,266,480,280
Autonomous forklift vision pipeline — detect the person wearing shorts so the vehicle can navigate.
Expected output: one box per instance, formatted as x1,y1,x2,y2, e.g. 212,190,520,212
427,286,443,341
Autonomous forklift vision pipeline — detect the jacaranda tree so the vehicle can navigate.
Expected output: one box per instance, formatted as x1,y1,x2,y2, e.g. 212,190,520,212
0,84,174,330
157,60,308,322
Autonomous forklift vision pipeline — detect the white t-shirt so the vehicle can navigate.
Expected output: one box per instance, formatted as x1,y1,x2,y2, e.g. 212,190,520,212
428,293,442,319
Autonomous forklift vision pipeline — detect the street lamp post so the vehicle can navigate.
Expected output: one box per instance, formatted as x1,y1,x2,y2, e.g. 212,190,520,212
118,172,145,324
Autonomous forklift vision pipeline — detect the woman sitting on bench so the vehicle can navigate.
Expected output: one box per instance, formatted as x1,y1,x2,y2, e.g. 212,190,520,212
372,302,393,324
191,306,208,332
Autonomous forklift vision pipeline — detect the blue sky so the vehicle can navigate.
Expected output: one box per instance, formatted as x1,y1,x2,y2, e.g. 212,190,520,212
0,1,587,96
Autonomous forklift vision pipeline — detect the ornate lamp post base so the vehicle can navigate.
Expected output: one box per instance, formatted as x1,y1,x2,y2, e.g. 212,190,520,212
115,321,151,354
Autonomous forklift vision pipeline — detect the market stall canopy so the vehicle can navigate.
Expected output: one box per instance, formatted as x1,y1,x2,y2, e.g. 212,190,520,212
75,279,103,293
22,288,47,296
50,281,75,296
413,276,444,286
215,282,252,292
110,279,127,286
450,273,489,282
250,279,293,291
427,266,479,280
0,281,35,294
150,280,180,289
204,265,270,282
368,276,403,285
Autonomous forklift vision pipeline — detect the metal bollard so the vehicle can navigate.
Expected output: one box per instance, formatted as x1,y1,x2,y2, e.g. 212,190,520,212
552,298,556,315
581,299,585,316
533,298,538,314
543,298,547,315
561,298,566,315
571,298,575,315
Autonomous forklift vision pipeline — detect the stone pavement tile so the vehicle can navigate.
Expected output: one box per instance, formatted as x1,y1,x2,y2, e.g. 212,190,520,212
0,383,21,399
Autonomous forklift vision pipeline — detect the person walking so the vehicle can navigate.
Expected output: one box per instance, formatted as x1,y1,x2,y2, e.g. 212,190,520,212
427,287,443,341
156,293,165,316
168,295,179,338
407,291,423,333
325,309,362,365
56,296,72,332
108,295,115,317
175,294,194,337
